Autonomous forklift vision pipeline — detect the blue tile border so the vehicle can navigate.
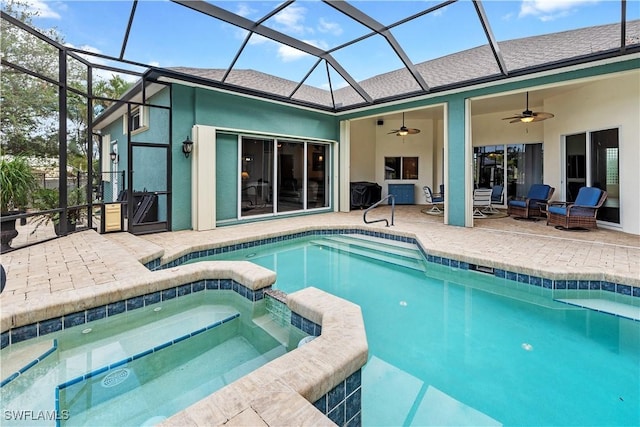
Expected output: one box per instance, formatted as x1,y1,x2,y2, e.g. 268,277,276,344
147,228,423,271
56,313,239,392
2,280,266,349
53,313,240,424
314,369,362,427
1,339,58,388
154,228,639,308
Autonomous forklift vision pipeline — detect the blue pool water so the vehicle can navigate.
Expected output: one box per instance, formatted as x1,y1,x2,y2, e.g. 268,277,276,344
1,292,297,426
205,233,640,426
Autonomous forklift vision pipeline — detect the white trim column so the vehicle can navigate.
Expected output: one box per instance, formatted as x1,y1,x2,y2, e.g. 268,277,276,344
191,124,217,231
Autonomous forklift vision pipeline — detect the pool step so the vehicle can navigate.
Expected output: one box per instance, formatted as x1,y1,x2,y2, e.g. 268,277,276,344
253,314,291,346
310,235,426,272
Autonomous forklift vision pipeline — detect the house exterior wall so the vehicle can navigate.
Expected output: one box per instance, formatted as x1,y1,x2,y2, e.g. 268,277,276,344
349,120,376,183
97,57,638,235
171,86,338,230
374,118,436,204
543,71,640,235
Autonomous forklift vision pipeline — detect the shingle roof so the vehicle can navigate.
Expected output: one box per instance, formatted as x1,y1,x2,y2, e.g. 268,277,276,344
167,20,638,110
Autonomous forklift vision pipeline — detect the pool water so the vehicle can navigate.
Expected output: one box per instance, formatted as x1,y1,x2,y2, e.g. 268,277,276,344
206,233,640,426
1,292,294,427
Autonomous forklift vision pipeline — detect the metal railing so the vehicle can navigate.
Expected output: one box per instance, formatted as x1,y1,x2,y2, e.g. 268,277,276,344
363,194,395,227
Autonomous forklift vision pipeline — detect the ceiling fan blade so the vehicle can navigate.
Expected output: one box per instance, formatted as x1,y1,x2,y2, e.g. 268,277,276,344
533,112,554,119
407,128,421,134
509,118,523,123
502,115,522,120
387,130,399,134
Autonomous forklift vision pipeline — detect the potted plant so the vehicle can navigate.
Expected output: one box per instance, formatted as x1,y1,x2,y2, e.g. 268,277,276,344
0,156,37,252
30,187,86,236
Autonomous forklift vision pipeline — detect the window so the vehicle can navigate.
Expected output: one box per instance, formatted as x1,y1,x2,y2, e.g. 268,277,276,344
385,156,418,180
123,106,148,134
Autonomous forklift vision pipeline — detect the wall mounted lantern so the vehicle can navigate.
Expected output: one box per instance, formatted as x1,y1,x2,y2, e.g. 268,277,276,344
182,136,194,158
109,151,118,162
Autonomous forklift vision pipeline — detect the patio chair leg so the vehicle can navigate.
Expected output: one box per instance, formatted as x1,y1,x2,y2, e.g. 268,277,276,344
473,208,486,218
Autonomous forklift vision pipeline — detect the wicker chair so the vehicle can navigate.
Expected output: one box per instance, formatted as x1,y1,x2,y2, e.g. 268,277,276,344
507,184,555,219
546,187,607,230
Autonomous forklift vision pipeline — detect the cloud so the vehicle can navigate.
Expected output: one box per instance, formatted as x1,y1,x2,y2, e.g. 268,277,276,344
277,39,327,62
273,4,308,35
278,45,308,62
234,2,256,18
318,18,342,36
518,0,599,21
64,43,141,83
24,0,61,19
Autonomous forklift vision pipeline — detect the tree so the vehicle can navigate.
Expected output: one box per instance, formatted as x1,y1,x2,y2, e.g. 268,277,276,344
1,0,62,157
94,74,132,115
1,0,132,170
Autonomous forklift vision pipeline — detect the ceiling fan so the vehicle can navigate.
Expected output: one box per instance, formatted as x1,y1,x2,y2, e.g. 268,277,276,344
503,92,554,123
388,112,420,136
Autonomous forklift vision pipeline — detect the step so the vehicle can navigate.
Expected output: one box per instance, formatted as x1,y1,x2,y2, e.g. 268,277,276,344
337,233,419,249
324,234,424,260
310,239,426,272
555,298,640,321
253,314,291,346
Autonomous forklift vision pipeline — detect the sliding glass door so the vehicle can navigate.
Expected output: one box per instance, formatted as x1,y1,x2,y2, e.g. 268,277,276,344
473,142,543,202
240,137,330,217
564,128,619,224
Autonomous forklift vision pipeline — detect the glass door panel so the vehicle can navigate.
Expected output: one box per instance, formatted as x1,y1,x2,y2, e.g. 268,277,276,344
507,143,543,200
241,138,274,217
565,133,586,202
277,141,304,213
590,128,619,223
308,144,329,209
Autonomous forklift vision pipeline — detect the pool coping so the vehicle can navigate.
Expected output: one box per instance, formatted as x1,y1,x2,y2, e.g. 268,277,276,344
151,227,640,298
159,286,367,426
2,224,637,426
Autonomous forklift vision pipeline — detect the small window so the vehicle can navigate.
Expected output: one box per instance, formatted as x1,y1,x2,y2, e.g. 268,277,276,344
123,106,148,134
385,156,418,180
131,109,141,131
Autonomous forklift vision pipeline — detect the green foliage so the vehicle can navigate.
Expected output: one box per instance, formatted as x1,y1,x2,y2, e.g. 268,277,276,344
0,156,37,212
1,0,63,157
30,186,87,234
1,0,132,163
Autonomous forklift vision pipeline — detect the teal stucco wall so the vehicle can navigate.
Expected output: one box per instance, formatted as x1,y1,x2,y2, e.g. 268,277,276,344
170,85,338,230
446,95,466,227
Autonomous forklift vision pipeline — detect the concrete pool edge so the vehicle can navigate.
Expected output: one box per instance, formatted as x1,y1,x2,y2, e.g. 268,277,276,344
0,261,276,334
158,287,368,426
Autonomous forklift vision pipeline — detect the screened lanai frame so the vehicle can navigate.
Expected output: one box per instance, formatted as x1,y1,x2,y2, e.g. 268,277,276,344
1,0,638,250
1,11,173,250
123,0,635,111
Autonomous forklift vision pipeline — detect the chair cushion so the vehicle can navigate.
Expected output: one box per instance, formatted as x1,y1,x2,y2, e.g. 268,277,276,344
548,205,567,216
528,184,551,200
548,205,593,217
491,185,503,203
509,200,526,208
574,187,602,207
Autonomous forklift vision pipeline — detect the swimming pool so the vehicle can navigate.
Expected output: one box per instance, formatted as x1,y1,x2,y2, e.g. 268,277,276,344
1,291,302,426
199,232,640,426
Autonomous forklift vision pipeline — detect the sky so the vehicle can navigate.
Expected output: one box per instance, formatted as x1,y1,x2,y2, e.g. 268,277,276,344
12,0,640,88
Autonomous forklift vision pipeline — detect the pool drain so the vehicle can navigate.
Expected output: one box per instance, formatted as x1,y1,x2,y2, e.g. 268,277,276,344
101,368,130,388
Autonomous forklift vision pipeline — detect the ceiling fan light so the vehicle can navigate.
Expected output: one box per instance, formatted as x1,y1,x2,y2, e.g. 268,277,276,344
520,116,535,123
397,130,409,136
